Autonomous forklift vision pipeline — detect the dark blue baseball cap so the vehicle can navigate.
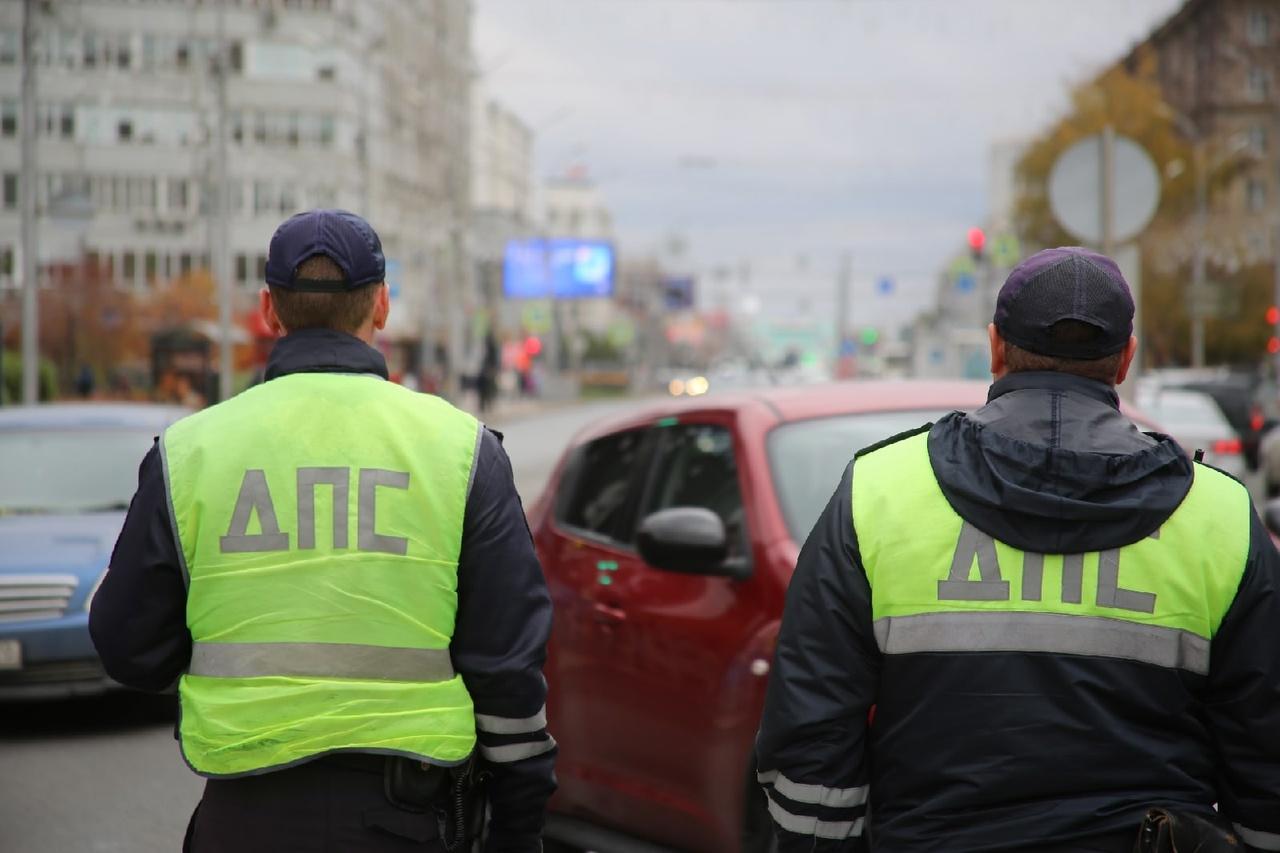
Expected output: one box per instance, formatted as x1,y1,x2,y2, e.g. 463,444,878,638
994,247,1134,360
264,209,385,292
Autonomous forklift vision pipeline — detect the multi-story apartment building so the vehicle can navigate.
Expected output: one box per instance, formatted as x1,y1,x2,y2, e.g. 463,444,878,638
0,0,473,356
1122,0,1280,267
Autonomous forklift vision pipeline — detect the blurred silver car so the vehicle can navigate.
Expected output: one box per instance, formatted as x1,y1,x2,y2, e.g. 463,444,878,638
1136,388,1246,478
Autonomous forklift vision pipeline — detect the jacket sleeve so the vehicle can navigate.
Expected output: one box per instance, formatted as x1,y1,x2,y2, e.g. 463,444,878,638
453,428,556,853
755,462,878,853
88,442,192,692
1205,509,1280,853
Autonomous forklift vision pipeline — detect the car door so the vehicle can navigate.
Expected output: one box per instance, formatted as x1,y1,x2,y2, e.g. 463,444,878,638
539,426,659,824
595,417,772,848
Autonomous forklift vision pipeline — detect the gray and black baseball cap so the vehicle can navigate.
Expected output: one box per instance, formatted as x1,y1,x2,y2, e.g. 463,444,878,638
994,247,1134,359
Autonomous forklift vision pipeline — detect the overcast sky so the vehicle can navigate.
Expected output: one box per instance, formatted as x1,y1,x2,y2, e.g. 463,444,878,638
474,0,1184,329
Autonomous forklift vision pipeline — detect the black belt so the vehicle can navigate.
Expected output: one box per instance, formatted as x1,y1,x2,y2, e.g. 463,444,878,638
315,752,387,775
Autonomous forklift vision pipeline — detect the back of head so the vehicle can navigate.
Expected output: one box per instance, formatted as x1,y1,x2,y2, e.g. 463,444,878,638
263,209,387,336
994,247,1135,385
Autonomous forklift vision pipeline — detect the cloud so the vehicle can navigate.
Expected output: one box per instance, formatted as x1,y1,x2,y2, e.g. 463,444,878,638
475,0,1183,327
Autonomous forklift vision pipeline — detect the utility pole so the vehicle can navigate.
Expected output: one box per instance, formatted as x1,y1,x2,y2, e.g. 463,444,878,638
212,5,233,402
1100,126,1116,258
20,0,38,404
1191,139,1208,368
835,251,851,363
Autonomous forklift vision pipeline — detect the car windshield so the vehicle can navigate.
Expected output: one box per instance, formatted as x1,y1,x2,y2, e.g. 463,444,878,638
0,428,156,514
768,409,950,542
1138,393,1231,432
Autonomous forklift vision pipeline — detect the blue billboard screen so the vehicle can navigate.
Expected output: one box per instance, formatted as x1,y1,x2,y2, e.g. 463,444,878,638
503,239,615,300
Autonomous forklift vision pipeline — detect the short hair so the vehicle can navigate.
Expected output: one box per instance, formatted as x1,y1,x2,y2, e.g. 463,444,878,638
1003,320,1125,384
267,254,380,335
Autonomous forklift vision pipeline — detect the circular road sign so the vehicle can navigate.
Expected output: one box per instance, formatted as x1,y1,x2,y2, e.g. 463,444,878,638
1048,133,1160,245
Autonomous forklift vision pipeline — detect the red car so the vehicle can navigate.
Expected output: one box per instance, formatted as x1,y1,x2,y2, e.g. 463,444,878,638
529,380,997,852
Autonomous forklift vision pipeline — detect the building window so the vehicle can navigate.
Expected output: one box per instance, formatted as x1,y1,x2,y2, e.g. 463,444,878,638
60,106,74,139
318,115,335,146
228,41,243,73
256,254,267,281
253,112,267,144
1247,8,1272,45
118,119,133,142
2,173,17,210
144,251,158,282
254,181,273,214
1248,178,1267,213
122,251,137,283
1,101,16,137
1248,124,1269,155
235,253,248,284
168,178,188,212
0,31,17,65
1,246,14,280
1247,67,1272,101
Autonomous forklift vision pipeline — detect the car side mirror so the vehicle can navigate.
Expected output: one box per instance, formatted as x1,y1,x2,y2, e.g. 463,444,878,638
637,507,749,580
1265,499,1280,538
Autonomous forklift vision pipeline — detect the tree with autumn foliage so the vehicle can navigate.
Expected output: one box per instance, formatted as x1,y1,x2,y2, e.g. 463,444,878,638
1014,63,1269,367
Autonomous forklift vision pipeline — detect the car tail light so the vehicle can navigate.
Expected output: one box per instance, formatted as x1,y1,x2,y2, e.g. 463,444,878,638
1251,407,1265,433
1212,438,1242,455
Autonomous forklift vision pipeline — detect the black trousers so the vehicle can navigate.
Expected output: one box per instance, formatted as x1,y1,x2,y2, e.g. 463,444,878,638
184,756,445,853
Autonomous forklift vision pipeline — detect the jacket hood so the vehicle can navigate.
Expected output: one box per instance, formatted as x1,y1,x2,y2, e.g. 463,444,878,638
927,372,1193,553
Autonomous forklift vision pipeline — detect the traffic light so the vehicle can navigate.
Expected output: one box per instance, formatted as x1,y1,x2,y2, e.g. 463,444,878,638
967,227,986,261
860,327,879,347
1269,337,1280,355
1267,305,1279,326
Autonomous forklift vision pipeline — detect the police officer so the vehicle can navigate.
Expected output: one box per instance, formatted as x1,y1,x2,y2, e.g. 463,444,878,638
90,210,556,852
755,247,1280,852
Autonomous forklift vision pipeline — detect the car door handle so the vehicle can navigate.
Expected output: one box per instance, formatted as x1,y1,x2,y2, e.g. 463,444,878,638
592,602,627,623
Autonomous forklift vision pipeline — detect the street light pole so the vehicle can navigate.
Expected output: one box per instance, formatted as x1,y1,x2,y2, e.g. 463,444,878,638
213,5,233,403
19,0,38,404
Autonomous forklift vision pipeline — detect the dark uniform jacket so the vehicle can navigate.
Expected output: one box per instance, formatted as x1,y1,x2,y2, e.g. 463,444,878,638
756,371,1280,853
90,329,556,853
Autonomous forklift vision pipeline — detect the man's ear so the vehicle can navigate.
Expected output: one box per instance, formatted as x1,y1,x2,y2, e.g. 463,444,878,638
1115,336,1139,385
372,283,390,331
988,323,1006,378
261,288,286,336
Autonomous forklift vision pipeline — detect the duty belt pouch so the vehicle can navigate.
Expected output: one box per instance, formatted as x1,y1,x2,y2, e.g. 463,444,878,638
383,757,449,813
1133,807,1242,853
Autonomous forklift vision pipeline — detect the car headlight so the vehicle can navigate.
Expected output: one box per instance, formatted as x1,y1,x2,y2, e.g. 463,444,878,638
85,568,108,612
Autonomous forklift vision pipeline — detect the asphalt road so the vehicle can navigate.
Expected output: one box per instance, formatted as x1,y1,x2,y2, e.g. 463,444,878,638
0,397,643,853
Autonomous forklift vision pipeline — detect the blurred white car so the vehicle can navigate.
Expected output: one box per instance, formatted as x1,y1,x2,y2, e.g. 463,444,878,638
1136,388,1246,478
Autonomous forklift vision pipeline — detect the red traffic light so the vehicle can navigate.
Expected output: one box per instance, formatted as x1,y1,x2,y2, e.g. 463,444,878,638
967,227,986,252
1266,306,1279,325
1268,337,1280,355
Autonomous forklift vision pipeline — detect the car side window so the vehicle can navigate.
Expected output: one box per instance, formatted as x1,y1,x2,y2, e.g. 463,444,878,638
638,425,749,560
555,429,650,542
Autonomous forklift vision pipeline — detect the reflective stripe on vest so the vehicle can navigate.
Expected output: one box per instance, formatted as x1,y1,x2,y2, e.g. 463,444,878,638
851,431,1249,671
163,373,480,778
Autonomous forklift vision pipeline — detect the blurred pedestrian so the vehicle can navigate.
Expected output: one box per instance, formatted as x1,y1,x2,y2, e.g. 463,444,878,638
756,247,1280,852
90,209,556,853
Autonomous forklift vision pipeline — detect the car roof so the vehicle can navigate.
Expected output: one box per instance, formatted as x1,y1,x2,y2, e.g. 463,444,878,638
574,380,993,443
0,402,192,431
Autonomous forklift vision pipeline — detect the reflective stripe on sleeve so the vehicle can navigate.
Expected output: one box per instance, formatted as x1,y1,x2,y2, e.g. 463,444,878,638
1234,824,1280,851
765,794,864,840
479,736,557,763
476,706,547,735
756,770,868,809
188,642,456,682
873,612,1210,675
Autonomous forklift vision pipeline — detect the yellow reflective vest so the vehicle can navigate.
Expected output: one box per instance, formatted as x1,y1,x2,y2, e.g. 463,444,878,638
161,372,480,777
852,431,1250,673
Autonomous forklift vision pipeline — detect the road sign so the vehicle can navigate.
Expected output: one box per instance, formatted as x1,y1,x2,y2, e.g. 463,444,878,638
956,273,976,293
1048,132,1160,244
876,276,894,296
991,233,1021,268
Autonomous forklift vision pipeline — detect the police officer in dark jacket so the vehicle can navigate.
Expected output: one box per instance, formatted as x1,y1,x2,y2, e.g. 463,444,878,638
755,247,1280,852
90,210,556,852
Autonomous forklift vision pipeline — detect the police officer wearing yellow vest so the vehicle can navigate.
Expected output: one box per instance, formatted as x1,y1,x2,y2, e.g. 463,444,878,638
755,247,1280,852
90,210,557,852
